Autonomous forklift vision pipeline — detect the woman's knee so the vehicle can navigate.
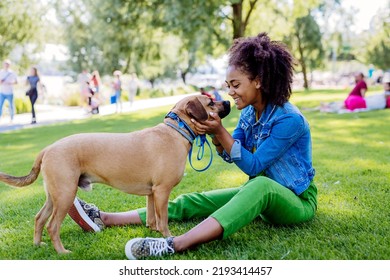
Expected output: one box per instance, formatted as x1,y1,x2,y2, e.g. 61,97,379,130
244,176,279,192
169,192,202,212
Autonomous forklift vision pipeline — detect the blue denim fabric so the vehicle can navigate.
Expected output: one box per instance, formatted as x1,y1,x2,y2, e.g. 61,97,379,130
0,93,14,120
219,102,315,195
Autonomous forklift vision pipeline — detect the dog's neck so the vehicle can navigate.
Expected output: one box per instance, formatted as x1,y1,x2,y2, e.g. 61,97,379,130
164,111,197,144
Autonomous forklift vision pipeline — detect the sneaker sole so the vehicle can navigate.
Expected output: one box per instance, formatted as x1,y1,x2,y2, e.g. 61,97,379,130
125,238,143,260
68,198,101,232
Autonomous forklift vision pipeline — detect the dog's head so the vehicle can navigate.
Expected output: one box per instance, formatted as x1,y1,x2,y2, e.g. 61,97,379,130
171,95,231,134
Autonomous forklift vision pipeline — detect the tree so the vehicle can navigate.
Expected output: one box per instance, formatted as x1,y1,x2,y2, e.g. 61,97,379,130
285,13,324,89
0,0,46,69
54,0,331,87
150,0,230,83
365,10,390,71
229,0,259,39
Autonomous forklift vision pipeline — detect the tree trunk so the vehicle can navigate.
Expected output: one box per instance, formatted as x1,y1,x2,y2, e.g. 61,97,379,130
181,71,187,84
297,34,309,90
232,1,244,39
149,79,155,88
231,1,259,39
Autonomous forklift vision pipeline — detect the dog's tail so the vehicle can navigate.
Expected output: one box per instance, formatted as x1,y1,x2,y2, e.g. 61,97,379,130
0,149,45,188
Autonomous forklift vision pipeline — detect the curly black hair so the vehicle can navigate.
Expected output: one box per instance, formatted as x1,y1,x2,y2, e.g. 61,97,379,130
228,32,295,106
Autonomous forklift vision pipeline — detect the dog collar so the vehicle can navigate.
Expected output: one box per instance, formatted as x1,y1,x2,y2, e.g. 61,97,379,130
165,111,197,144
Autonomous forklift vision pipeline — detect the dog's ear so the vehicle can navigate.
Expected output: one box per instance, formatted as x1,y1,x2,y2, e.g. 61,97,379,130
186,99,208,122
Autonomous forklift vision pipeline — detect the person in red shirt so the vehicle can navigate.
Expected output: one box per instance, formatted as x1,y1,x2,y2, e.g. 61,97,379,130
199,87,213,99
383,72,390,108
344,72,368,111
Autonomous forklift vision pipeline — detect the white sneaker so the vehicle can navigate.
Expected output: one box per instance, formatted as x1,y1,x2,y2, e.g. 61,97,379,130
125,237,175,259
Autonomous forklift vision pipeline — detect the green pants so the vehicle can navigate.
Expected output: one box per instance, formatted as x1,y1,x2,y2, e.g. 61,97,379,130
137,176,317,239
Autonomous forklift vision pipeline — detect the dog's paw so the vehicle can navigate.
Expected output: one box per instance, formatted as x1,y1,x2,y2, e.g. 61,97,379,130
146,222,157,231
59,249,72,254
34,241,48,247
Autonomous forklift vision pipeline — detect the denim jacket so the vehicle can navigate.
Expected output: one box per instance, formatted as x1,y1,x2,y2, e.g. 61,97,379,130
219,102,315,195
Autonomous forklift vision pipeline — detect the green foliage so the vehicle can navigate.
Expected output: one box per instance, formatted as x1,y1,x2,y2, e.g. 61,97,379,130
0,90,390,260
63,92,83,107
285,12,325,89
366,20,390,70
14,97,31,114
0,0,48,70
54,0,230,84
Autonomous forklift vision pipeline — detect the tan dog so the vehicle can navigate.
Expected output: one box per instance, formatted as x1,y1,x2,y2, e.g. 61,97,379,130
0,95,231,254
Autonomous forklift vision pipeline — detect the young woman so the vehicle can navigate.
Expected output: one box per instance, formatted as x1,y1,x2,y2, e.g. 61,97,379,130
26,67,40,124
344,72,368,111
68,33,317,259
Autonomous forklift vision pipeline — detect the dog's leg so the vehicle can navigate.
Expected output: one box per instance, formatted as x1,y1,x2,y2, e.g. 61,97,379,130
146,194,157,231
153,187,172,237
34,196,53,247
43,168,79,254
46,191,75,254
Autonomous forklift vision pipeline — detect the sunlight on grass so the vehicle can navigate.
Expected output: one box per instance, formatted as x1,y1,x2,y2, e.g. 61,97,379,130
1,91,390,260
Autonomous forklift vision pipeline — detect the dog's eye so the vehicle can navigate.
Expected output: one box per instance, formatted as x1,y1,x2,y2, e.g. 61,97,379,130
209,100,215,106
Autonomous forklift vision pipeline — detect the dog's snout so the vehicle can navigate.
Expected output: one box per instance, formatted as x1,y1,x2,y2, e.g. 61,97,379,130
218,100,231,119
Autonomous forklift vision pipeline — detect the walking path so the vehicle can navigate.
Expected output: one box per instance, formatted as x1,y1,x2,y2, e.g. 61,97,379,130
0,93,197,133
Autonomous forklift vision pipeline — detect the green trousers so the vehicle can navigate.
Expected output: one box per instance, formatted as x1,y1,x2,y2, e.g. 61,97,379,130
137,176,317,239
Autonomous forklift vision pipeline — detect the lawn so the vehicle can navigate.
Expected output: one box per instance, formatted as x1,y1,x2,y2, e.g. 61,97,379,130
0,89,389,260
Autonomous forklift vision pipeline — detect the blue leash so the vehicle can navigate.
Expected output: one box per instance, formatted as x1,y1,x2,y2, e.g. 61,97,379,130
188,135,213,172
165,112,213,172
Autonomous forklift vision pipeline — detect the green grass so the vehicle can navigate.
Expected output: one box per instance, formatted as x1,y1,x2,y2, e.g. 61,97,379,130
0,89,389,260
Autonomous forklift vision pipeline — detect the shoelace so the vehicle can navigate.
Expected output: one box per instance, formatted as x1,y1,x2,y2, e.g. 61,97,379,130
146,238,174,257
83,203,98,212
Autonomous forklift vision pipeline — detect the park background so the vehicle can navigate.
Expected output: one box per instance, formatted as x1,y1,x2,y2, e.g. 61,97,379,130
0,0,389,110
0,0,390,266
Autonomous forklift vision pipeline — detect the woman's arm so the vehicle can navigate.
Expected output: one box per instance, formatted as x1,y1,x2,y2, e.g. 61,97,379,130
192,111,307,177
234,114,306,176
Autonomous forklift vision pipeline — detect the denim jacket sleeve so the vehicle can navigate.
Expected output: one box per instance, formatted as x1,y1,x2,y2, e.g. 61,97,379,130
217,118,246,163
220,113,306,177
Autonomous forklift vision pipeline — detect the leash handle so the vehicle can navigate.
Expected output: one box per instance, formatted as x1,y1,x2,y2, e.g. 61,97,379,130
188,135,213,172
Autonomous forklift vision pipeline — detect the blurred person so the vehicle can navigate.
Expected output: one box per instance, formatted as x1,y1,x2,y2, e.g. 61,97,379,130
367,64,375,79
344,72,367,111
383,72,390,108
112,70,122,113
78,70,91,110
211,86,223,101
128,73,139,107
0,59,18,123
88,70,101,114
25,66,42,124
199,87,213,99
90,70,101,94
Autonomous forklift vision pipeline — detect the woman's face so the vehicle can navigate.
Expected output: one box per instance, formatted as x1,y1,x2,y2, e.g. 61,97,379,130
225,65,263,111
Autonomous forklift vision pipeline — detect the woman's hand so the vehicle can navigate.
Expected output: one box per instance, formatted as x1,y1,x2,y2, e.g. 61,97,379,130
191,112,222,135
192,111,235,153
